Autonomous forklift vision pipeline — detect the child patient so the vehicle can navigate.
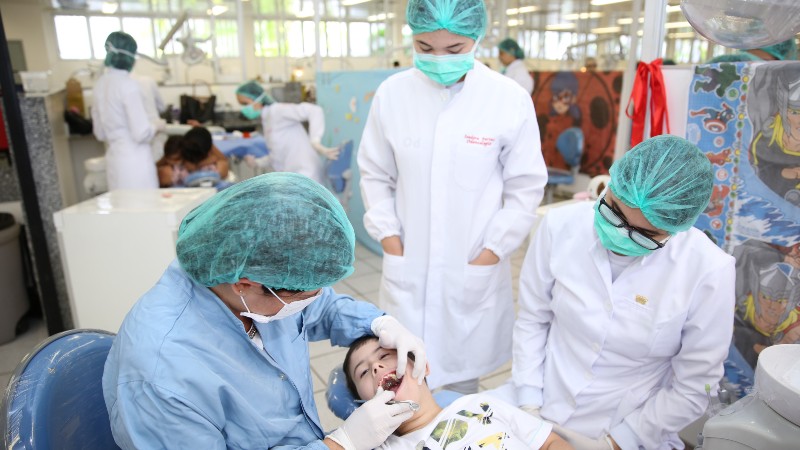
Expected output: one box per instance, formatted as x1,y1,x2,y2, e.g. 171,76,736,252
156,127,229,188
343,336,571,450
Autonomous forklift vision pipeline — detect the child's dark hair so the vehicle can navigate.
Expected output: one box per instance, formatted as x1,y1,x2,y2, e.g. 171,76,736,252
163,135,183,159
181,127,213,164
343,335,378,400
343,334,418,400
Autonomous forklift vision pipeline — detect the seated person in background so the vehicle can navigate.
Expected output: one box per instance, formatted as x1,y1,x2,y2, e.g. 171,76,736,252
180,126,229,186
156,127,230,188
156,135,188,188
341,336,571,450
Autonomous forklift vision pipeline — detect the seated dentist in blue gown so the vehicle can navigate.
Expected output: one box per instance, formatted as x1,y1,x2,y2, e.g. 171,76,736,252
103,172,425,450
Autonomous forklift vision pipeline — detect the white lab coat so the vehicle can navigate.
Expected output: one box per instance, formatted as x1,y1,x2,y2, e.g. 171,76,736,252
503,59,534,95
134,75,167,160
92,68,159,189
261,102,325,185
358,62,547,388
512,202,735,449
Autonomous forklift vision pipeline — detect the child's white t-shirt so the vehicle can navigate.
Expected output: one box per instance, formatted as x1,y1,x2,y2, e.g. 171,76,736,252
377,394,552,450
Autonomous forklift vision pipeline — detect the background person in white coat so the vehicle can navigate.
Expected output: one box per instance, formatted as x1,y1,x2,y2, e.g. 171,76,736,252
498,38,533,95
91,31,163,190
358,0,547,395
235,81,339,185
512,135,735,450
133,73,167,160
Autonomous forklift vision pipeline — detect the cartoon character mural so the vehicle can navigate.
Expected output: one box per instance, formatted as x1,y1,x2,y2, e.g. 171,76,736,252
689,61,800,396
748,67,800,206
532,70,623,177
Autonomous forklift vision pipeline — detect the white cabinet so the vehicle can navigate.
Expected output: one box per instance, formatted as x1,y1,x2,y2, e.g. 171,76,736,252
54,188,216,331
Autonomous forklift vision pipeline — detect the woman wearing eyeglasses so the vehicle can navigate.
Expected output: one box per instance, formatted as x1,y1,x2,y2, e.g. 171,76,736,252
510,135,735,449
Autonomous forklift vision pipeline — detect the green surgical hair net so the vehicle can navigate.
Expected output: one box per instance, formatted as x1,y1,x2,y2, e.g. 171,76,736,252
760,38,798,61
235,80,265,100
176,172,356,291
499,38,524,60
104,31,137,71
707,52,762,63
406,0,487,41
609,135,713,234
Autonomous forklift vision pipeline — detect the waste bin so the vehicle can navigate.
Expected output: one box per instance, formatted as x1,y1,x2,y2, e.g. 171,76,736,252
0,212,29,344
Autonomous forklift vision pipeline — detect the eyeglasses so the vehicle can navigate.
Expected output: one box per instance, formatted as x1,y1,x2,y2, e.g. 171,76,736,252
598,197,667,251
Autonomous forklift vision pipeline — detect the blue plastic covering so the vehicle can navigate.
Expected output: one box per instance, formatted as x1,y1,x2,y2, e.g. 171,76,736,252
326,364,462,421
215,136,269,158
1,329,120,450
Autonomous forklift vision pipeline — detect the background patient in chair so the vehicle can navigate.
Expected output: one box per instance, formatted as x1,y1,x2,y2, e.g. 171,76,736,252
344,336,571,450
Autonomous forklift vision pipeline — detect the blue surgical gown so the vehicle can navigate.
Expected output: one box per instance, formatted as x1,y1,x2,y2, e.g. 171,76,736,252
102,260,383,449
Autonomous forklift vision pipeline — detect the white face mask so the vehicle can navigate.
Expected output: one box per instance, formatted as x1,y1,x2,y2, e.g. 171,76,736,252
240,287,321,324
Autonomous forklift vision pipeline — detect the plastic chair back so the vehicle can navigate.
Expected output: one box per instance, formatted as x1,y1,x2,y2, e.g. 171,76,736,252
1,329,121,450
326,364,462,420
327,140,354,194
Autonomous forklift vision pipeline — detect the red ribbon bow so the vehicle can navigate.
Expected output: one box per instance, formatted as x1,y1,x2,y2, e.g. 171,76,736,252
626,58,670,147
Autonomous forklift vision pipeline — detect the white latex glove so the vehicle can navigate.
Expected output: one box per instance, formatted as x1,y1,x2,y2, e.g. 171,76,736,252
520,405,542,419
154,118,167,132
552,424,614,450
244,154,271,169
310,139,341,160
371,316,427,383
326,388,415,450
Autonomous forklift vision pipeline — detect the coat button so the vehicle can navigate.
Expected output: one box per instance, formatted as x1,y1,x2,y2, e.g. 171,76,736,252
592,343,601,353
279,373,286,380
604,301,612,312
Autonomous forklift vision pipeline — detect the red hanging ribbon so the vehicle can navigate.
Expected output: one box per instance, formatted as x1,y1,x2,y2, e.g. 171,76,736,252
626,58,671,147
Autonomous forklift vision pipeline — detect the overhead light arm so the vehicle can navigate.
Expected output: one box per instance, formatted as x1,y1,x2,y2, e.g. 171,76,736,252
158,10,189,52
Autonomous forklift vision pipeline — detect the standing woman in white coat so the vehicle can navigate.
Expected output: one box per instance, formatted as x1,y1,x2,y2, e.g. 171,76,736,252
358,0,547,394
235,81,339,185
512,136,735,450
498,38,534,95
92,32,163,190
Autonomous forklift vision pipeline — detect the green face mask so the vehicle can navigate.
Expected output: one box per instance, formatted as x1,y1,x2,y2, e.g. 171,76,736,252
241,94,265,120
593,200,655,257
413,41,478,86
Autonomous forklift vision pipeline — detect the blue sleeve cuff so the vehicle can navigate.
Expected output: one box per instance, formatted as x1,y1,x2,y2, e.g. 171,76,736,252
307,439,332,450
609,421,642,450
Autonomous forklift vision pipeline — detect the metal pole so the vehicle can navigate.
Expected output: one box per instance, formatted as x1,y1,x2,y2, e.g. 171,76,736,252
237,0,248,79
314,0,322,73
613,0,646,159
0,11,66,334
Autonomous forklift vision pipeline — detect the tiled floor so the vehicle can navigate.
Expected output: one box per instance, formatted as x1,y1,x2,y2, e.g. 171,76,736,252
0,240,530,433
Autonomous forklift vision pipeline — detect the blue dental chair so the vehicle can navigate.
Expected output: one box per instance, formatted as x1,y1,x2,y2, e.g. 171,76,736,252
1,329,121,450
545,127,584,204
326,365,462,420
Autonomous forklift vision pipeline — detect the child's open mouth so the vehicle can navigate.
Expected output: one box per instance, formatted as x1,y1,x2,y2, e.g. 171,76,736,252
379,371,402,392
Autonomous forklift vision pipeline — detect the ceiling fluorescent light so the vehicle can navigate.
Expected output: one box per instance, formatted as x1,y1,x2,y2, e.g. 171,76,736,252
617,17,644,25
590,0,631,5
295,9,314,18
546,23,576,31
101,2,118,14
665,5,682,13
507,19,524,27
342,0,372,6
208,5,228,16
669,31,697,38
665,21,691,29
367,13,395,21
591,26,622,34
564,12,603,20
